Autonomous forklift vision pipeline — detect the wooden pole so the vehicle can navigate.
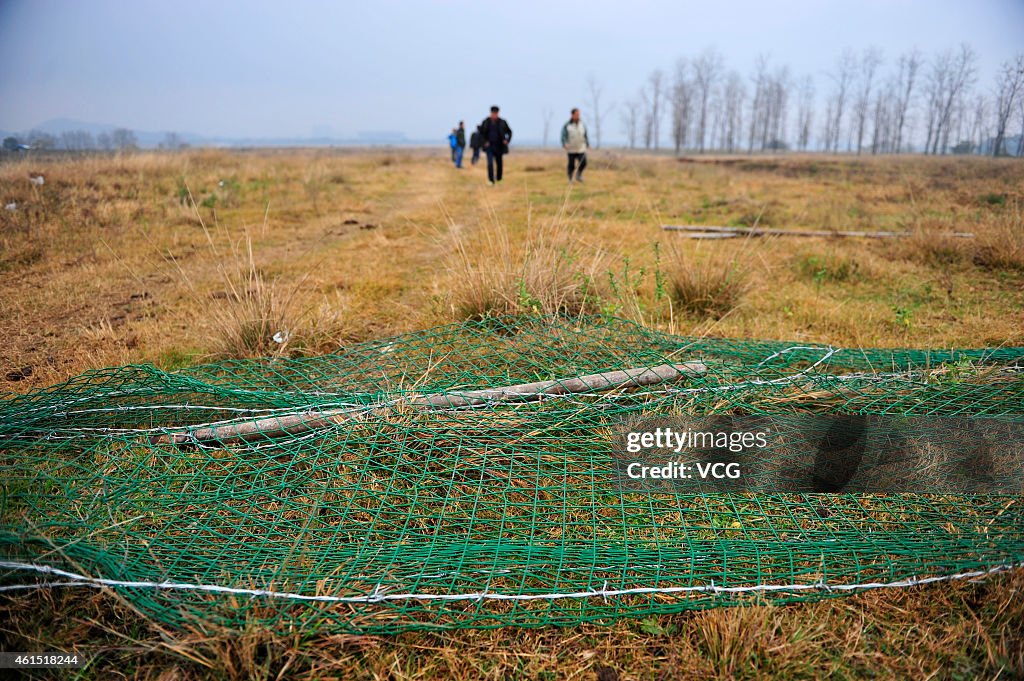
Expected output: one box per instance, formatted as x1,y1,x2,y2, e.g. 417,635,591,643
151,362,708,446
662,224,975,239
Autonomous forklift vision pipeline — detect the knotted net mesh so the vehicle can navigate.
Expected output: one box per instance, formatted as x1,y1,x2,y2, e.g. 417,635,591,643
1,316,1022,633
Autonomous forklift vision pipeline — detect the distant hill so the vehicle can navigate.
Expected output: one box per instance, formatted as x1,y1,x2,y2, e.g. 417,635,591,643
1,119,437,148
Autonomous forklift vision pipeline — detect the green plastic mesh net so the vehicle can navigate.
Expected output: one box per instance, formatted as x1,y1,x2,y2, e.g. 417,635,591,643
1,316,1022,633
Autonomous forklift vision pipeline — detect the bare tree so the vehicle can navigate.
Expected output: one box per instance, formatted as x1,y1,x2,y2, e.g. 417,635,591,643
97,132,113,151
746,60,790,151
692,47,724,153
964,95,987,154
111,128,138,151
584,75,613,149
923,51,948,154
945,45,978,153
870,82,897,154
853,47,882,155
950,96,970,151
708,97,724,151
820,98,836,150
61,130,96,151
642,69,665,150
1018,89,1024,156
826,49,857,152
926,44,977,154
763,65,791,149
992,54,1024,156
670,58,693,154
620,97,641,149
641,92,654,149
892,49,922,153
542,108,554,148
747,54,769,152
160,132,187,150
796,75,815,151
721,70,746,153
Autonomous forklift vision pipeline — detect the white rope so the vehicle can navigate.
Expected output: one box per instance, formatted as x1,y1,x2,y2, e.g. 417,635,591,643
756,345,835,367
0,560,1020,604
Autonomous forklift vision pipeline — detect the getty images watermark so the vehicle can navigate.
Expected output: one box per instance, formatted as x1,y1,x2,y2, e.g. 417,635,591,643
611,415,1024,493
622,426,768,483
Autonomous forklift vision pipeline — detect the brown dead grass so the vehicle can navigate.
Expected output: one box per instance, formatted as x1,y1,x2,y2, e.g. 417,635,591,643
973,201,1024,271
1,568,1022,679
666,242,755,320
1,149,1024,678
445,198,606,320
1,149,1022,387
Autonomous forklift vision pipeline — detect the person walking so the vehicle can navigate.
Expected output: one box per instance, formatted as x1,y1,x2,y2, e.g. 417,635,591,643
470,124,483,165
479,106,512,185
448,128,459,166
561,108,589,183
454,121,466,168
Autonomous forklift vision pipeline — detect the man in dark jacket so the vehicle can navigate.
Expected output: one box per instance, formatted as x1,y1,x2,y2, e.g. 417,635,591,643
470,125,483,165
479,105,512,185
454,121,466,168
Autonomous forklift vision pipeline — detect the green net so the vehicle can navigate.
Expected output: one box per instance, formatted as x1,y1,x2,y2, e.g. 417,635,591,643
1,315,1022,633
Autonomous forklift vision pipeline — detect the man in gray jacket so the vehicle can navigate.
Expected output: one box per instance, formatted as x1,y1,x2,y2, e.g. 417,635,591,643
561,108,590,183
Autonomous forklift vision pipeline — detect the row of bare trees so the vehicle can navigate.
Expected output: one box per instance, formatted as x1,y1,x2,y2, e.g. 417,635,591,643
597,45,1024,156
7,128,140,151
4,129,191,152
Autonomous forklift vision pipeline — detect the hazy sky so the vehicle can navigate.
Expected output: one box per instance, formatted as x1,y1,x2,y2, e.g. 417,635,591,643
1,0,1022,142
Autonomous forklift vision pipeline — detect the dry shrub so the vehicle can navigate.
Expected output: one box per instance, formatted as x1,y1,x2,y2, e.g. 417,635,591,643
889,193,1024,273
445,207,606,321
667,245,753,320
208,247,300,358
0,241,45,271
205,246,352,358
893,201,1024,272
175,192,348,359
973,202,1024,271
692,607,776,678
896,228,970,268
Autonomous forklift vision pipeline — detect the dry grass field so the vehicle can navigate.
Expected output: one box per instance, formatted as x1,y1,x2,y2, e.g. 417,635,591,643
1,148,1024,679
